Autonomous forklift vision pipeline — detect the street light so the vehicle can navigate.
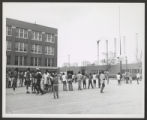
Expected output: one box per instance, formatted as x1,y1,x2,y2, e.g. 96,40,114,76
68,54,70,70
97,40,101,66
119,6,122,74
106,40,108,67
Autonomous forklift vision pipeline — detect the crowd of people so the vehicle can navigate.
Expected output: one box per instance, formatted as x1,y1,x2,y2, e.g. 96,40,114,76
6,68,142,99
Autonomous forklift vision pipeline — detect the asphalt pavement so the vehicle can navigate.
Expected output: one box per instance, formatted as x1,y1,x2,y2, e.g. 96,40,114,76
5,79,144,115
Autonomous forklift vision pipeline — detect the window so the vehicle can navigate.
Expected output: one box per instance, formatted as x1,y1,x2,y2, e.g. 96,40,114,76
6,41,12,51
7,55,11,65
15,42,28,52
45,58,54,66
16,28,28,39
45,46,54,55
15,56,26,66
31,44,42,54
6,26,12,36
32,31,42,41
45,58,50,66
45,33,55,43
31,57,41,66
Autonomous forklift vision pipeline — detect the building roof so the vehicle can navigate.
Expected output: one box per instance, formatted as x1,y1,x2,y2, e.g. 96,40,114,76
6,18,57,34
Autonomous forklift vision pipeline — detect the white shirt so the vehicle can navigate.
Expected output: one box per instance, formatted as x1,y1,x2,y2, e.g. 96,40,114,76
116,74,120,80
62,75,67,82
136,73,140,78
93,74,97,80
100,73,105,83
43,73,49,84
77,73,82,81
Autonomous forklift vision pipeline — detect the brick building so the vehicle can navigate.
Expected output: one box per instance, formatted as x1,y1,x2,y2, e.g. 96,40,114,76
6,18,58,72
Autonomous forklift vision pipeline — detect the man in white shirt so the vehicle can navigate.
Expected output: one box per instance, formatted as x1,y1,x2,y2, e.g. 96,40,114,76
116,73,121,85
136,72,140,84
77,71,82,90
62,73,67,91
43,70,49,92
100,71,106,93
92,73,97,88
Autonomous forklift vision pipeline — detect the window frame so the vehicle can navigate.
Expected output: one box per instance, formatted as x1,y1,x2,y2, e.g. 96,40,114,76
16,27,28,39
32,31,42,41
6,26,12,36
6,41,12,51
15,42,28,52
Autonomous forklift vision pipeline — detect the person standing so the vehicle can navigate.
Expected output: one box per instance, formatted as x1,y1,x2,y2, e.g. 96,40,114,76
129,73,133,84
48,72,52,93
7,71,12,88
136,72,140,84
62,73,67,91
53,73,59,99
100,71,106,93
88,73,93,89
43,70,49,92
82,74,87,89
67,72,73,91
35,68,44,95
92,73,97,88
125,72,129,84
116,73,121,85
105,71,109,84
97,72,101,88
19,71,24,87
31,71,36,93
77,71,82,90
25,68,31,93
12,68,18,92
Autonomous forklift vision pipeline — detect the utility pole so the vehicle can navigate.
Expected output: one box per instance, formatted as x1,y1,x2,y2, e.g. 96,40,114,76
68,54,70,70
114,37,117,57
97,40,100,66
123,36,128,73
106,40,108,70
119,6,122,74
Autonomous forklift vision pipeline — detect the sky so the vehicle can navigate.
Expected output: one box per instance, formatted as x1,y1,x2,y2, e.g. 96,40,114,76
3,3,145,67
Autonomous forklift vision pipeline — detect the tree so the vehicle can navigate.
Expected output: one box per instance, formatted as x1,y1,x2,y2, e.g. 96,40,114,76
101,51,117,71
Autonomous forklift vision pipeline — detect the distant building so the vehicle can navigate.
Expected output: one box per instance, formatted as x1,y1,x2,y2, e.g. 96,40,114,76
6,18,58,72
81,61,91,66
60,63,142,75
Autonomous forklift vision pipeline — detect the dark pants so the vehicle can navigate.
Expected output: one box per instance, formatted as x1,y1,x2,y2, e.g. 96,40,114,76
83,80,86,89
88,80,93,89
137,78,139,84
126,77,129,84
8,81,11,88
53,84,59,99
98,79,101,88
44,84,48,92
25,80,31,92
68,81,73,91
78,80,82,90
48,85,52,92
36,83,43,94
32,83,36,93
118,80,121,85
63,81,67,91
100,83,105,93
12,78,17,91
93,80,96,88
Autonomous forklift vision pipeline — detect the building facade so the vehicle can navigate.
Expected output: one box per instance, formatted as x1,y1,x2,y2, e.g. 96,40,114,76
60,63,142,76
6,18,58,72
